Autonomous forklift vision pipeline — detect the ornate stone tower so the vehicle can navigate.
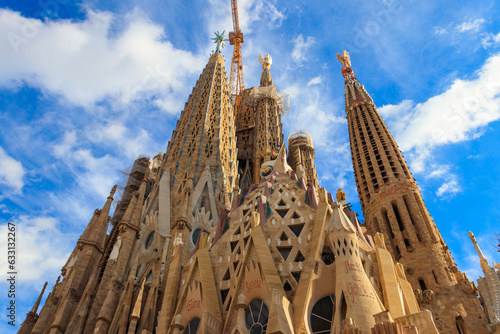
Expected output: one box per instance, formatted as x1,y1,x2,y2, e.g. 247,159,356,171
164,40,237,211
235,53,285,192
338,50,488,333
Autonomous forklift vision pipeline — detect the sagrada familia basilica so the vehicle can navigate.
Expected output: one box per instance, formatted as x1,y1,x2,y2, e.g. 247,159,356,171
18,23,500,334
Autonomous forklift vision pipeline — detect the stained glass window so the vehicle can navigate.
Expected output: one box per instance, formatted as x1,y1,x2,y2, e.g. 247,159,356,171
310,295,335,333
245,299,268,334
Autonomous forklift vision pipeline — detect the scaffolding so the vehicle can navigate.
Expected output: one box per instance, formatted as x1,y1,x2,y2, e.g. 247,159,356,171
242,85,290,116
288,129,314,149
110,155,150,225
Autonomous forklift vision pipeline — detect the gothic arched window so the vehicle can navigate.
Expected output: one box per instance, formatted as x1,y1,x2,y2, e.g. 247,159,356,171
310,295,335,333
145,231,155,249
245,298,269,334
184,317,200,334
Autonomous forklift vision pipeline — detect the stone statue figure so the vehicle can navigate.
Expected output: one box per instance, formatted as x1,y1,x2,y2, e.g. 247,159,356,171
62,254,78,276
258,53,273,87
174,233,184,246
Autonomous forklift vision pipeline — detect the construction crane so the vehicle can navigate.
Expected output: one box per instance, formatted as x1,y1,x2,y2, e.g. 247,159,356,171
229,0,244,108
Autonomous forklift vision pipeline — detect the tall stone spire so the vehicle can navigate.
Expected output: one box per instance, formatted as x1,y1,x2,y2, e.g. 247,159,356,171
163,33,237,211
79,185,117,251
18,282,47,334
339,50,487,332
469,232,500,330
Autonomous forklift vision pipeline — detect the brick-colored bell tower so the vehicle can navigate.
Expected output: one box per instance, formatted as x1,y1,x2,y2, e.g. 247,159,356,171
338,50,488,333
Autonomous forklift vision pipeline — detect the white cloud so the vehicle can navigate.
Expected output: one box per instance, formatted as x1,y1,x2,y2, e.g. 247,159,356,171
436,179,461,198
0,216,72,284
51,131,121,198
52,131,77,158
428,164,450,178
291,34,315,64
434,26,447,35
0,146,25,193
0,8,204,108
283,83,344,149
380,53,500,152
307,76,322,86
456,18,485,32
378,53,500,199
482,31,500,48
100,122,152,159
233,0,285,31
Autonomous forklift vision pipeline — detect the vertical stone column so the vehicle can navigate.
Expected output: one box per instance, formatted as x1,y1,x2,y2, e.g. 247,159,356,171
156,228,187,334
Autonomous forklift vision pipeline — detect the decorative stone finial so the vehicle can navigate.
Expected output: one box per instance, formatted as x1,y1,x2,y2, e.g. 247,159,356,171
212,31,228,52
337,50,351,68
336,188,346,202
337,50,357,84
109,184,117,198
468,231,488,264
258,53,272,70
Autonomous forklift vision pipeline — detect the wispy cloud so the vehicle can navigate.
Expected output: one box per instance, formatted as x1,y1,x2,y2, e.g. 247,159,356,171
456,18,485,33
482,31,500,48
291,34,315,64
307,76,322,86
0,146,25,193
0,216,73,284
436,179,461,198
434,26,447,35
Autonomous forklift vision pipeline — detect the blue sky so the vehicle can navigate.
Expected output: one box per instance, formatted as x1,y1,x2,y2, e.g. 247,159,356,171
0,0,499,332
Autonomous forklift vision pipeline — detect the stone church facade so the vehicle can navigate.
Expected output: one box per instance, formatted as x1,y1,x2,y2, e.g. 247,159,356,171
20,42,489,333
